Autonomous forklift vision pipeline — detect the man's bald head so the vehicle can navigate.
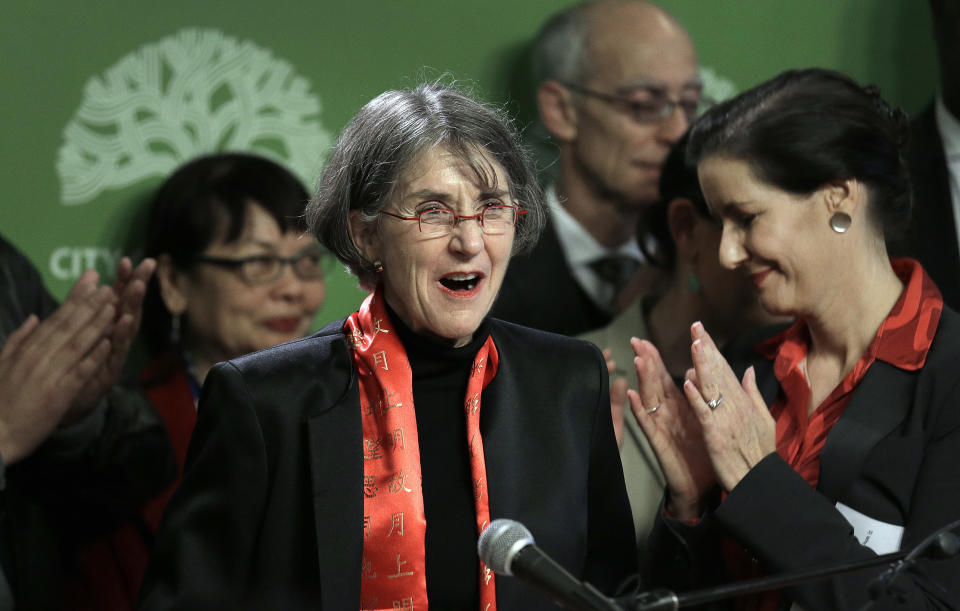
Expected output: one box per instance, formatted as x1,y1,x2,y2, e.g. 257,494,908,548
534,1,696,87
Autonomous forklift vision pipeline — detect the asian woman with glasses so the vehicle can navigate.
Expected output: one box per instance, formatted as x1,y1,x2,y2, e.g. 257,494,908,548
73,152,327,611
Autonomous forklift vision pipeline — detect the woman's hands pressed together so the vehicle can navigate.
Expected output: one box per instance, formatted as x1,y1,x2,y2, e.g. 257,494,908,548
629,322,777,520
684,322,776,492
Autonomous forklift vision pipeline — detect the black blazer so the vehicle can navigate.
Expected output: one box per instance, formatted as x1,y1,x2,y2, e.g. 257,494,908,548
903,103,960,309
492,215,612,336
650,309,960,610
139,318,637,610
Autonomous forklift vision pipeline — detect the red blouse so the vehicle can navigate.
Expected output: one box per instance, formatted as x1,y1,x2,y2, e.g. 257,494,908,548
758,258,941,489
728,258,942,610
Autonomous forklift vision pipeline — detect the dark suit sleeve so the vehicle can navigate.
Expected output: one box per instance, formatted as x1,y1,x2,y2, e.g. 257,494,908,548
582,342,640,594
19,386,175,529
717,422,960,611
139,361,270,610
891,378,960,609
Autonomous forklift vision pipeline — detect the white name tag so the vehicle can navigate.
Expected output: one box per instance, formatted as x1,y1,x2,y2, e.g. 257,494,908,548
789,504,904,611
835,501,904,554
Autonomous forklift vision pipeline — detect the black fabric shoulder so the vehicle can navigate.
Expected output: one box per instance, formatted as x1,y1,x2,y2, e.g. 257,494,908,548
486,317,604,363
925,305,960,365
206,317,355,421
228,317,349,371
914,305,960,430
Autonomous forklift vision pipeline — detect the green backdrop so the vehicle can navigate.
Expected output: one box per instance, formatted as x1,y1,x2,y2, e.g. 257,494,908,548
1,0,937,325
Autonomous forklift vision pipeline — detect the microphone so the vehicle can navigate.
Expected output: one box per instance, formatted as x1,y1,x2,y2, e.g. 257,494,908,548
478,518,623,611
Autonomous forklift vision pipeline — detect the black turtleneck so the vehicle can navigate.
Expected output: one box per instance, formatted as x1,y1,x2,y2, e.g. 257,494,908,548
387,304,490,610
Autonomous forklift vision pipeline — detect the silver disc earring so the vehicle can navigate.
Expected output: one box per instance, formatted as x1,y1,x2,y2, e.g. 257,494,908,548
830,212,852,233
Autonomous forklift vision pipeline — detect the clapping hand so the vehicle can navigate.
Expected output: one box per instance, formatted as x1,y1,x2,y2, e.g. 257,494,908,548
628,322,776,520
0,258,155,465
628,337,714,519
67,257,155,421
683,321,775,492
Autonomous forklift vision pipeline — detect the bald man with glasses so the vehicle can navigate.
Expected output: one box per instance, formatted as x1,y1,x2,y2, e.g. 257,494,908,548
492,0,701,335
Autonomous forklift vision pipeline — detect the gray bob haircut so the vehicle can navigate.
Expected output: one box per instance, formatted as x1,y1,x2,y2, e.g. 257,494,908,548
307,82,546,290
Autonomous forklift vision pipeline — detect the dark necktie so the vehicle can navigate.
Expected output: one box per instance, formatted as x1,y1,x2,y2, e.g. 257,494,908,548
589,255,639,294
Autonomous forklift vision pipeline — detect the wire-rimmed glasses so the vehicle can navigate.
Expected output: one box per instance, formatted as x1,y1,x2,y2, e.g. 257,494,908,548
379,204,526,236
560,81,712,124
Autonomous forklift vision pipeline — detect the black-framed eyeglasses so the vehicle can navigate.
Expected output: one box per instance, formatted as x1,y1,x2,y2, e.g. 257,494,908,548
560,81,712,124
192,250,330,285
379,204,526,236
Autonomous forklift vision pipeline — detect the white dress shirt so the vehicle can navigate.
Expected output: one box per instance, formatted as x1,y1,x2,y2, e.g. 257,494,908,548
546,185,644,313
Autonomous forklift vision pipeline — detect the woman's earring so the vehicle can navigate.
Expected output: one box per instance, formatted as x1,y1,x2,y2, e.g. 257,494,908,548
687,273,701,294
170,314,181,345
373,260,384,273
830,212,852,233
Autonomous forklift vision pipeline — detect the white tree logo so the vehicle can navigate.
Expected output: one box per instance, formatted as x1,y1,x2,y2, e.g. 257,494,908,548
56,28,330,205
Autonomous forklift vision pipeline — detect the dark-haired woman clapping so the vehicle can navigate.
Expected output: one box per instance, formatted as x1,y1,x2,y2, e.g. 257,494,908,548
631,69,960,610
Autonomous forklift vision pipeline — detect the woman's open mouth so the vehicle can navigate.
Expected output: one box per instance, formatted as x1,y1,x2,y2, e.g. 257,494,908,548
439,272,484,296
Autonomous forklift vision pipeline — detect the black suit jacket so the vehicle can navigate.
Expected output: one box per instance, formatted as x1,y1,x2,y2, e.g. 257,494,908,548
139,318,637,610
650,309,960,610
492,215,612,336
903,103,960,308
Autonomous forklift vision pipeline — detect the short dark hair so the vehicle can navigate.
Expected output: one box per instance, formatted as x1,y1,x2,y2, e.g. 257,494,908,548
307,82,545,290
640,133,711,271
142,152,310,354
686,68,912,243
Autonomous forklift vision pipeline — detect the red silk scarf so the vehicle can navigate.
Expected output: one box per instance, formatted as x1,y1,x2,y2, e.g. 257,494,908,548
345,286,499,611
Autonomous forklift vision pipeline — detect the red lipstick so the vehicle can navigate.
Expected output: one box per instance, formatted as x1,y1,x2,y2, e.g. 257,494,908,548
750,269,772,288
438,271,486,298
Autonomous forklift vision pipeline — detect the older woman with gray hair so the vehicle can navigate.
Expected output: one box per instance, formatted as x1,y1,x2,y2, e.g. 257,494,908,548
138,83,636,611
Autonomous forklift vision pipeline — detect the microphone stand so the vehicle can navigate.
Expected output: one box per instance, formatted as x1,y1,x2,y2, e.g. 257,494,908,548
619,551,905,610
620,517,960,610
